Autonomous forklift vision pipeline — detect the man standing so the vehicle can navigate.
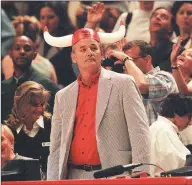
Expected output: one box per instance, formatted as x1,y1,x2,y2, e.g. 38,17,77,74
44,24,150,179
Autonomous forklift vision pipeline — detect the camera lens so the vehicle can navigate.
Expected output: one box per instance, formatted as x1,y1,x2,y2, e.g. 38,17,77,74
102,58,115,67
112,63,124,73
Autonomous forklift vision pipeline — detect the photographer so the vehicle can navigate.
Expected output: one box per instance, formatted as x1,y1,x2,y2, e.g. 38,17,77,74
102,42,125,74
109,40,178,125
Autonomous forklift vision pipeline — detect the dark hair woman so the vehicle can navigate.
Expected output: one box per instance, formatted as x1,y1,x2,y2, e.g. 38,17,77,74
39,2,77,87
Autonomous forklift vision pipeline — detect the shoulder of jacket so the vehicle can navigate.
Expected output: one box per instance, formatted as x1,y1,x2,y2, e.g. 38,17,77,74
56,80,77,96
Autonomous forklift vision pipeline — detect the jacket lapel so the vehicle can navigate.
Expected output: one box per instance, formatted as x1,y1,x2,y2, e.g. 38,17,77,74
96,68,112,131
59,81,78,178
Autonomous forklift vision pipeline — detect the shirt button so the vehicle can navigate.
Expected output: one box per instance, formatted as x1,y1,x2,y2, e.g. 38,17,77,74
84,125,86,127
82,138,84,140
82,152,84,154
86,112,88,114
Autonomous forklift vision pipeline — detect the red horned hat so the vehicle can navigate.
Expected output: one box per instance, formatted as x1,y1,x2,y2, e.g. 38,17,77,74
44,21,125,47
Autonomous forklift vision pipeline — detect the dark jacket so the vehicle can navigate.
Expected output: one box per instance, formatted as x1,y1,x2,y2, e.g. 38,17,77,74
152,39,184,72
12,118,51,173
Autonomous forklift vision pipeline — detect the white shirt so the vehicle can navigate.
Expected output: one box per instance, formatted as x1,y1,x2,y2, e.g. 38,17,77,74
172,36,192,49
179,125,192,146
150,116,190,177
113,2,174,43
113,9,152,43
16,116,44,137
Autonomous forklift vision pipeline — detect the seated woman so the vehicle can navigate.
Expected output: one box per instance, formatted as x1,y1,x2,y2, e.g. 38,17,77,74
6,81,51,179
1,124,31,169
1,124,41,181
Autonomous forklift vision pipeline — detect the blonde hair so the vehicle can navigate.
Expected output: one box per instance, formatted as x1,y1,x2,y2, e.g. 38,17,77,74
2,125,14,145
182,48,192,57
6,81,51,129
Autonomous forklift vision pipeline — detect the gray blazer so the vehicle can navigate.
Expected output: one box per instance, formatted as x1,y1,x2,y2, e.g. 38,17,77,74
47,68,150,180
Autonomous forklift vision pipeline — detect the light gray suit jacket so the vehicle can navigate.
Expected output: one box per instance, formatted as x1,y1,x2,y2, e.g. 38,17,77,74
47,68,150,180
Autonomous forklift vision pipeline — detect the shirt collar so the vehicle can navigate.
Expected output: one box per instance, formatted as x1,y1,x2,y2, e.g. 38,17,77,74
13,67,33,84
147,66,160,75
77,70,100,88
158,115,179,133
14,76,24,84
16,116,44,134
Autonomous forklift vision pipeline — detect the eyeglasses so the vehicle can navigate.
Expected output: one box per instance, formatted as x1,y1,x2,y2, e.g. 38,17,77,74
131,56,144,61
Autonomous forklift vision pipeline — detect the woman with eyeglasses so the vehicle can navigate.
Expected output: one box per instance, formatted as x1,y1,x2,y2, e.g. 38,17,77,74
5,81,51,179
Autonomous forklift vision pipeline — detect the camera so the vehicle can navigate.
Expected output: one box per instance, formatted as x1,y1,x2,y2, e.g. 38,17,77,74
102,57,124,73
102,57,117,67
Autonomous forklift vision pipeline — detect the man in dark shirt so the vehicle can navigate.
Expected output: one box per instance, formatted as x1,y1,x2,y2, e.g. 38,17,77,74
1,35,60,122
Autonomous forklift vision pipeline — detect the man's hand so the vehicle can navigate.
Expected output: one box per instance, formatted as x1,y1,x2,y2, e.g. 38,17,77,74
86,2,105,29
108,50,129,61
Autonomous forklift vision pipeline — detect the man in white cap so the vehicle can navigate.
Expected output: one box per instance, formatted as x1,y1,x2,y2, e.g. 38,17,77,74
45,23,150,180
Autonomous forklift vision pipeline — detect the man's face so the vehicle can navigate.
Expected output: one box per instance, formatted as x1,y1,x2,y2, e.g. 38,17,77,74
124,46,148,74
150,8,172,33
174,114,192,131
1,130,13,163
9,36,37,70
72,38,102,72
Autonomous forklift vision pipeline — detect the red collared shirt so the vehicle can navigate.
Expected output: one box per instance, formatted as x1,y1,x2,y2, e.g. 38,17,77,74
70,71,101,165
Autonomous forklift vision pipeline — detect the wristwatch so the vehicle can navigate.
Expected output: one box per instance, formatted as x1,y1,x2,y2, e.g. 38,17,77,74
122,56,133,66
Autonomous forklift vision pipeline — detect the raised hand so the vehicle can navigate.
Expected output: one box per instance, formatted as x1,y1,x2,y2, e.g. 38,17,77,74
170,37,182,65
87,2,105,25
108,50,128,61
